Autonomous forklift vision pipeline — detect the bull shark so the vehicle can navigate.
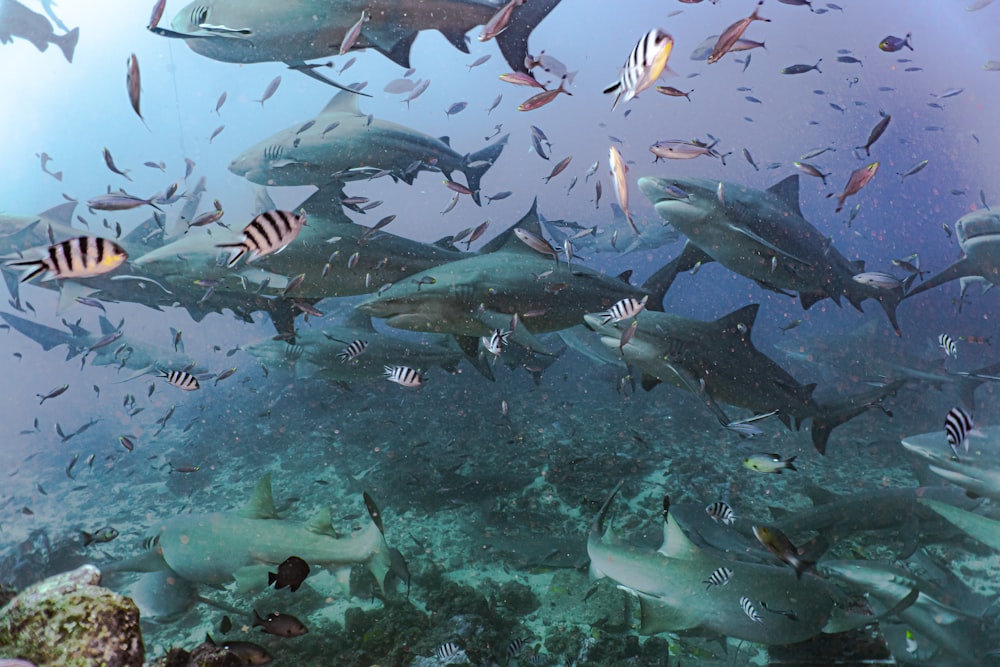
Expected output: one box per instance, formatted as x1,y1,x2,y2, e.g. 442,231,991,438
902,426,1000,501
357,200,675,356
105,474,394,594
153,0,560,86
583,305,899,454
229,91,508,205
638,174,905,335
0,0,78,62
244,310,470,384
544,203,681,257
907,209,1000,301
588,481,877,644
774,319,1000,411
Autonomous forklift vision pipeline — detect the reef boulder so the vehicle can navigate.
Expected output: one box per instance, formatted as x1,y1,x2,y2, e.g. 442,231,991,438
0,564,144,667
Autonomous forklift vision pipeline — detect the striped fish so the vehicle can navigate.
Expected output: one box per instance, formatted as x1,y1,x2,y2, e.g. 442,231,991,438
604,29,675,111
703,566,733,590
945,406,973,456
938,333,958,359
384,365,423,388
217,210,307,267
705,501,736,526
507,637,527,661
600,295,648,325
337,339,368,362
740,596,763,624
482,329,511,356
434,641,462,661
8,236,128,282
159,369,200,391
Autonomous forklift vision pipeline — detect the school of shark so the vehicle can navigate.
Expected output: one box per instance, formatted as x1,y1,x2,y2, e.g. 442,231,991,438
1,0,1000,666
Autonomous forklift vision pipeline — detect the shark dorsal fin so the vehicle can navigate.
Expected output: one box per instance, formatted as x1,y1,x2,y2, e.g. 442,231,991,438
767,175,803,217
479,198,543,254
38,201,77,227
658,512,700,560
438,136,451,147
715,304,760,337
340,308,378,333
321,90,363,116
238,474,279,519
305,507,339,537
98,315,118,335
616,269,633,285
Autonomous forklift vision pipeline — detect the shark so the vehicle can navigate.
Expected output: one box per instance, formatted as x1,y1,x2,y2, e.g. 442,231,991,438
902,426,1000,501
243,310,471,384
637,174,905,335
357,199,675,356
153,0,560,86
774,319,1000,411
587,481,876,645
543,203,681,257
582,304,899,454
0,0,78,62
907,209,1000,301
105,474,394,594
229,91,508,205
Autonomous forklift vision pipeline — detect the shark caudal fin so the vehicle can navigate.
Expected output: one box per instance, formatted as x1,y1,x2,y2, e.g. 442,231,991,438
361,492,394,592
462,134,509,206
496,0,563,74
54,27,79,63
810,380,903,454
641,241,715,311
0,310,88,359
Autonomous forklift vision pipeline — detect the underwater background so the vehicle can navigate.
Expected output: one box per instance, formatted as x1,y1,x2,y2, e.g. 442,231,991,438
2,0,1000,665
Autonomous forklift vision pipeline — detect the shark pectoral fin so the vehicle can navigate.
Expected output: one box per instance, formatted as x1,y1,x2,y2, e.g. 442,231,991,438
478,310,555,355
496,0,564,74
799,290,828,310
636,591,702,634
453,335,497,381
285,62,368,95
919,498,1000,551
57,281,98,316
823,608,881,634
640,373,661,391
658,513,700,561
907,258,974,298
640,242,714,310
386,32,417,69
237,474,279,519
727,223,813,266
306,507,339,537
232,564,272,593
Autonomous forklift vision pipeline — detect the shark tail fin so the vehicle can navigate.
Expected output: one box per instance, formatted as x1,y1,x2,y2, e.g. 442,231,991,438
810,379,903,454
641,242,714,311
462,134,509,206
55,27,80,63
361,492,394,592
496,0,563,74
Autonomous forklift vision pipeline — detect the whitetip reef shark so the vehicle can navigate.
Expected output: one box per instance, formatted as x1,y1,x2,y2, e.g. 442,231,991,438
638,174,906,335
151,0,561,88
104,474,394,595
587,482,886,645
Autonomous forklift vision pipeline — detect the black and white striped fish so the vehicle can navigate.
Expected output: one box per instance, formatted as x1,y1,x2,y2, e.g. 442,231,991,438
604,29,675,111
600,295,648,325
703,566,733,590
434,641,462,661
482,329,511,356
938,333,958,359
705,501,736,526
217,210,307,267
740,596,763,624
337,339,368,362
159,369,200,391
8,236,128,282
384,365,423,387
945,405,973,456
507,637,527,661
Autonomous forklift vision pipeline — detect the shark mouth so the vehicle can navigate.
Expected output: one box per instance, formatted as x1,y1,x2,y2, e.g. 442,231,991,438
957,213,1000,243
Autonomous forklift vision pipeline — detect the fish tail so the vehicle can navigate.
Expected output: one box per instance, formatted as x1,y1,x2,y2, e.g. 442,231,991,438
216,243,248,267
81,531,93,546
462,134,509,206
10,260,47,283
494,0,563,74
54,26,79,63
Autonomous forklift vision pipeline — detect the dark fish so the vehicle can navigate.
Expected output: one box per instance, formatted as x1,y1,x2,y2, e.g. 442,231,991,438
269,556,311,592
752,525,813,578
655,85,692,101
486,190,513,204
857,113,891,156
836,55,863,66
119,435,135,452
82,526,119,546
467,54,491,69
214,91,227,114
256,76,281,107
9,236,128,282
780,59,822,75
486,93,503,114
708,1,770,64
445,101,468,117
742,148,759,171
205,635,272,665
159,369,200,391
126,54,144,126
217,210,307,266
879,32,913,52
37,384,69,404
220,616,232,634
253,610,308,638
65,452,79,478
102,147,131,181
543,156,572,183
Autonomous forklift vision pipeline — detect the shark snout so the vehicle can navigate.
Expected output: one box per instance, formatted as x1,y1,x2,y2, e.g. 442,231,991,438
637,176,689,204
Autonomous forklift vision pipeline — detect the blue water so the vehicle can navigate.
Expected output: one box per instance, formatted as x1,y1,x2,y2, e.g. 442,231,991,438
1,1,999,665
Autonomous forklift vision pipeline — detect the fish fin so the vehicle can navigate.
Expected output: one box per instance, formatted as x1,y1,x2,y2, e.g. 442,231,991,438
640,242,714,310
766,175,803,217
637,592,702,634
237,474,279,519
319,89,363,116
437,136,451,147
56,281,98,316
641,373,661,391
799,290,827,311
462,134,509,206
726,223,812,266
715,303,760,338
385,32,417,69
906,257,975,298
305,507,338,537
54,26,79,63
38,201,77,227
286,61,369,95
340,309,379,333
479,197,542,254
657,511,700,561
496,0,564,74
232,565,272,593
0,310,77,353
453,335,497,381
872,287,904,336
439,29,470,52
